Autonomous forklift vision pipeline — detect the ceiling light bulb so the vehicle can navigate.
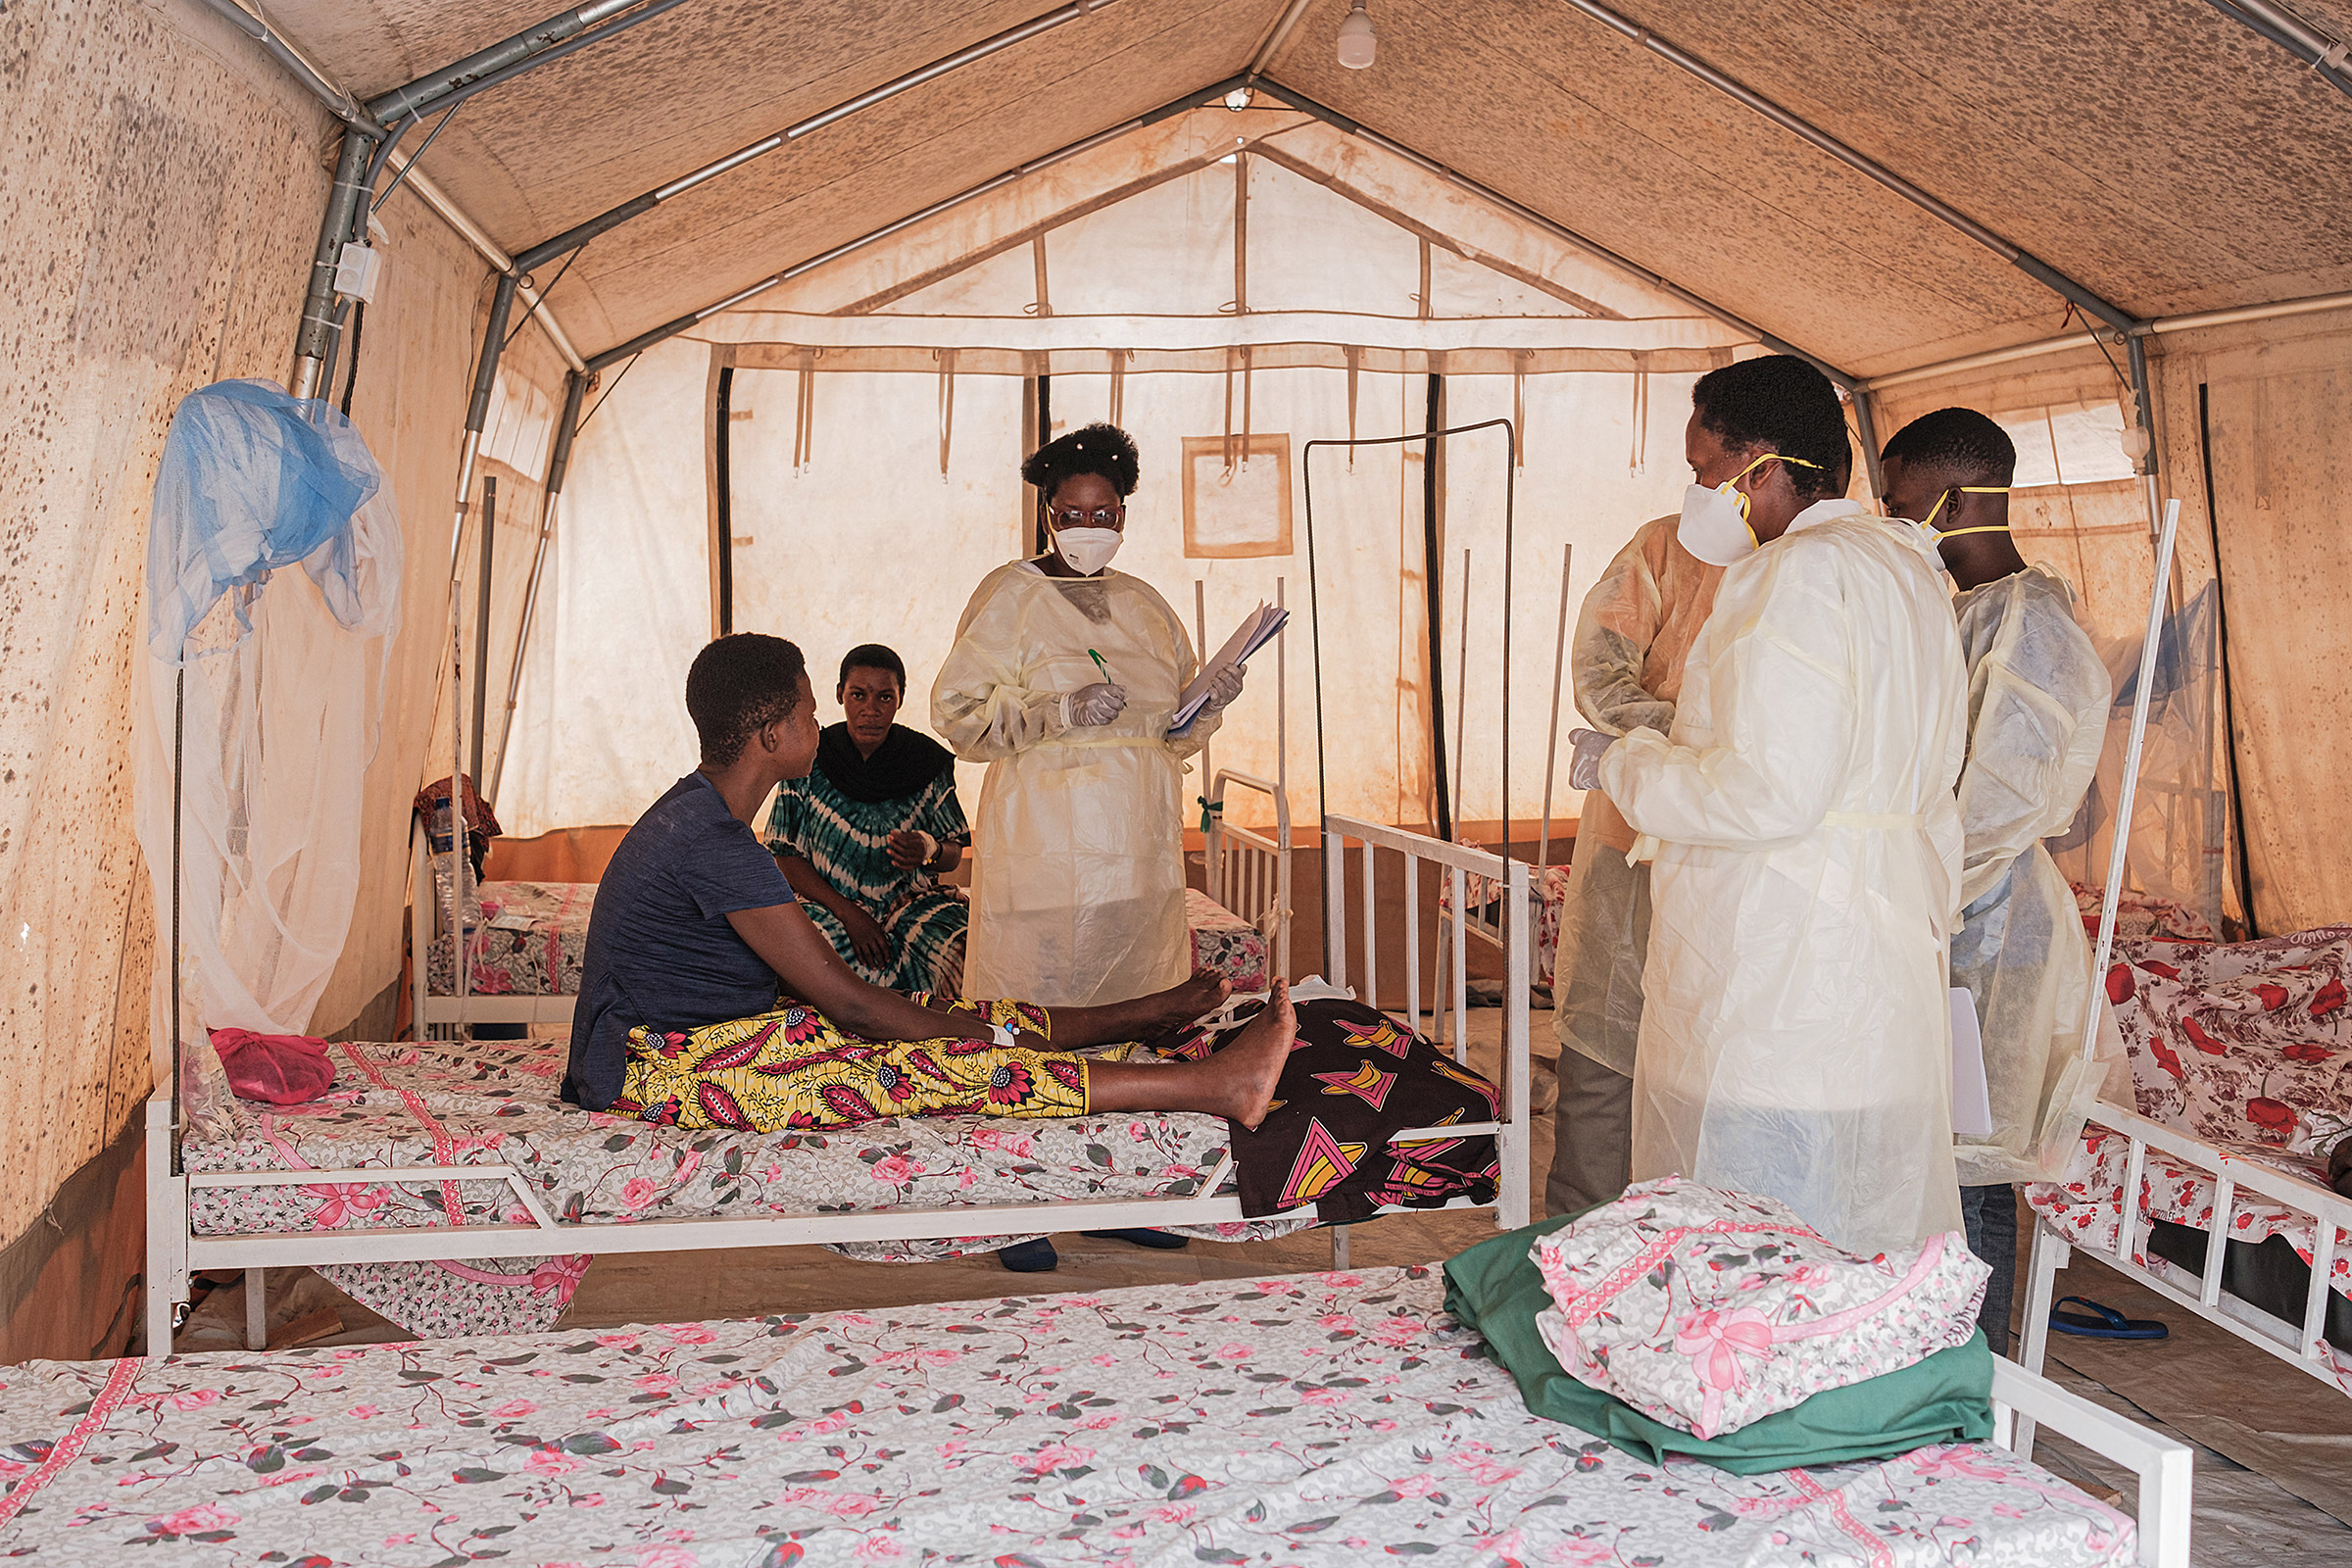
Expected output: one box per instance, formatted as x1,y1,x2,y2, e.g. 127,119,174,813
1337,0,1376,69
1224,85,1254,111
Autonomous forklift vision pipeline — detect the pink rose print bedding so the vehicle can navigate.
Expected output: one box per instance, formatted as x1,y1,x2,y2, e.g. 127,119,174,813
1531,1179,1987,1439
424,879,595,998
182,1037,1307,1340
0,1268,2133,1566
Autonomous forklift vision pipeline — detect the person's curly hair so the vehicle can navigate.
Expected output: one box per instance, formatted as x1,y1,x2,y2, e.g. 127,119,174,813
1690,355,1851,500
685,633,806,765
1022,421,1140,501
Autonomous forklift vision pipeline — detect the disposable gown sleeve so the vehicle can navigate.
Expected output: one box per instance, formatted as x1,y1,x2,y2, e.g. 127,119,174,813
1596,543,1853,850
931,575,1070,762
1955,585,2112,908
1573,536,1673,737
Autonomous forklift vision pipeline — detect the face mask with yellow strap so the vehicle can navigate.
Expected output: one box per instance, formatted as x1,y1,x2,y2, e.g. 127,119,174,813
1900,485,2011,540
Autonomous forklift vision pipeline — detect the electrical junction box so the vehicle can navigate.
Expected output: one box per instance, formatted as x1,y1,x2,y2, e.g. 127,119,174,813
334,242,382,304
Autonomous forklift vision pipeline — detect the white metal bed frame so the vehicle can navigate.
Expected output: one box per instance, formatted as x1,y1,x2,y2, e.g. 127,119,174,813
146,813,1528,1352
1990,1351,2194,1568
408,818,578,1036
2020,1097,2352,1429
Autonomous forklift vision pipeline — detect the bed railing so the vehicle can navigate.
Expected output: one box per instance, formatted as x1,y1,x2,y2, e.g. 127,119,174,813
2021,1096,2352,1424
1320,817,1531,1243
1989,1352,2193,1568
1204,769,1292,985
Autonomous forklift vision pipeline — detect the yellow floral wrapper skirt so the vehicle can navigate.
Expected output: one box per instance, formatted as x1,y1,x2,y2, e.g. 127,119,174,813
612,997,1086,1131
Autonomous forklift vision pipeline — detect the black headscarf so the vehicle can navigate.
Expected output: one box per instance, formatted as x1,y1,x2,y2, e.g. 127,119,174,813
814,722,956,805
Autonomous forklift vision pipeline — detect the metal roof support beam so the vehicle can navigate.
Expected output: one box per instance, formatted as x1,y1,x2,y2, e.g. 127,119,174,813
513,0,1127,276
580,74,1240,373
1549,0,2139,336
1243,79,1864,392
2203,0,2352,100
284,0,676,394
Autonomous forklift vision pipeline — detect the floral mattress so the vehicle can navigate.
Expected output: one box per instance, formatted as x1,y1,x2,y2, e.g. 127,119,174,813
0,1268,2134,1567
183,1037,1303,1341
2026,925,2352,1389
1185,887,1269,994
423,879,594,998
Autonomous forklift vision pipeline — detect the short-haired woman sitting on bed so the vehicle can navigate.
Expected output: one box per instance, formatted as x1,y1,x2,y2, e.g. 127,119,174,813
562,633,1293,1132
765,643,972,996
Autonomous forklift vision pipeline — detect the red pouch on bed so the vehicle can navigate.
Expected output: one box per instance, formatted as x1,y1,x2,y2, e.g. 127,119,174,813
209,1028,336,1105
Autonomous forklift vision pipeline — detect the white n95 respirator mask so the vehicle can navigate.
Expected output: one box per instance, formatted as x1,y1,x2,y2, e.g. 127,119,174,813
1053,526,1123,576
1675,451,1825,566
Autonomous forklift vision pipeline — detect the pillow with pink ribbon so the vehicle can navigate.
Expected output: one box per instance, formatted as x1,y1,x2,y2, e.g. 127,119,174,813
1529,1177,1988,1440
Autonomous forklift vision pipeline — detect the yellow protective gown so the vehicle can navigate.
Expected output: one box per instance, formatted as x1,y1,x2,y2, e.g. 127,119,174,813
932,562,1217,1007
1598,500,1971,1257
1949,564,2120,1186
1556,515,1725,1075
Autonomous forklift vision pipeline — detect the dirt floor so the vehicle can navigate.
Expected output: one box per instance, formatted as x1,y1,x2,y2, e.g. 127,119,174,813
176,1005,2352,1558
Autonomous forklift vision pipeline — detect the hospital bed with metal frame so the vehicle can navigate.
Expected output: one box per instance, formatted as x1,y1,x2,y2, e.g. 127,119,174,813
145,816,1530,1352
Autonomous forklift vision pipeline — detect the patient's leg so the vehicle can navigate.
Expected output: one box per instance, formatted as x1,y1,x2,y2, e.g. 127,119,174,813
1087,981,1294,1130
922,970,1233,1048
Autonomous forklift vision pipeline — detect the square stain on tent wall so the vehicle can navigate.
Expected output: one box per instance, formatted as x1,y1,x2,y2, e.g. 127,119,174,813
1182,434,1293,559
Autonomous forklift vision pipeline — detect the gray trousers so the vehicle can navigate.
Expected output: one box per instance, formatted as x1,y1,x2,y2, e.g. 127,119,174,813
1545,1049,1634,1219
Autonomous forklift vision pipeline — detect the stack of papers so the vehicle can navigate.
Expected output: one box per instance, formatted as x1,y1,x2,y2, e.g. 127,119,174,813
1169,602,1288,736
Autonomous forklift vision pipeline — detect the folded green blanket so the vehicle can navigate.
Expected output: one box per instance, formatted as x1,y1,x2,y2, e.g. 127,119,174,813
1443,1212,1993,1474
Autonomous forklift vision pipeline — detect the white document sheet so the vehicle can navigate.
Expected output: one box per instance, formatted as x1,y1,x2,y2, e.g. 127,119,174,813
1950,986,1993,1138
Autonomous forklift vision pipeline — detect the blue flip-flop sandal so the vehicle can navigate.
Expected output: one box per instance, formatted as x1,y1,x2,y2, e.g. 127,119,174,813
2048,1295,2168,1339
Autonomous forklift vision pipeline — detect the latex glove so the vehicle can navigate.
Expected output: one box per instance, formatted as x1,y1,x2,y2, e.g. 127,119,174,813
1199,663,1247,714
1567,728,1619,792
1062,681,1128,727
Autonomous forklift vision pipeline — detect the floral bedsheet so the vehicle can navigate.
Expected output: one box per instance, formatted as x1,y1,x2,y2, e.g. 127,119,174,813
423,879,595,998
185,1038,1304,1341
1185,888,1269,994
0,1268,2133,1566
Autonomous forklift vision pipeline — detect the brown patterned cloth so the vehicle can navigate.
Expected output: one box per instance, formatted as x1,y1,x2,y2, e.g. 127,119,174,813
1169,998,1501,1225
415,773,502,838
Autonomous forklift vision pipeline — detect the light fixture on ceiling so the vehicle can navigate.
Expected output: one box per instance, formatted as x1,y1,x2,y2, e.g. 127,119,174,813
1337,0,1376,69
1224,85,1254,111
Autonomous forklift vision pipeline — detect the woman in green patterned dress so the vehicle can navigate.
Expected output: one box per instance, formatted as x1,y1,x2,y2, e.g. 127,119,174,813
765,645,972,994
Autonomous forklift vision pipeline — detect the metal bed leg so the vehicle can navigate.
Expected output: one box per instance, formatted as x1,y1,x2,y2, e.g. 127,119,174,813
245,1268,269,1350
144,1094,186,1358
1330,1225,1348,1270
2014,1220,2071,1460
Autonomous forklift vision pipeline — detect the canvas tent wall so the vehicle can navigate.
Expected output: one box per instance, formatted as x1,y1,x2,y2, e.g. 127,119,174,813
4,0,2351,1363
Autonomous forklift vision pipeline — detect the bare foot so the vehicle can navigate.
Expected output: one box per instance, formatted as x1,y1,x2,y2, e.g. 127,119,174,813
1137,970,1232,1034
1200,979,1294,1129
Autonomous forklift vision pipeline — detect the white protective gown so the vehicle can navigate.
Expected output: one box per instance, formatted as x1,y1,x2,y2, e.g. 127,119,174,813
1597,500,1972,1257
933,562,1217,1007
1949,564,2120,1186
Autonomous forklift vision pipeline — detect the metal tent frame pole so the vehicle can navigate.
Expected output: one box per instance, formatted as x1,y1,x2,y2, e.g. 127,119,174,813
283,0,682,394
488,370,588,808
2203,0,2352,99
579,76,1252,372
1239,79,1865,395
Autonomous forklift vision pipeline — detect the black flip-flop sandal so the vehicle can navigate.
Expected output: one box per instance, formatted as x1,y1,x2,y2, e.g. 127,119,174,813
2048,1295,2168,1339
1080,1228,1191,1250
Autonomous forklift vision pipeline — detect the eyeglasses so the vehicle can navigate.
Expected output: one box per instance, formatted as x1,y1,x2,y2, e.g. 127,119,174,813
1045,505,1124,528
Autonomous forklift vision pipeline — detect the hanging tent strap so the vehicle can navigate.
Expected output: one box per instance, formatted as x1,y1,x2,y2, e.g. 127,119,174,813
936,347,957,476
1538,543,1574,870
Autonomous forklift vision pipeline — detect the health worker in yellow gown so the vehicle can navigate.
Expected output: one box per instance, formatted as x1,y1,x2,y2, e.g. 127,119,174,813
933,423,1245,1007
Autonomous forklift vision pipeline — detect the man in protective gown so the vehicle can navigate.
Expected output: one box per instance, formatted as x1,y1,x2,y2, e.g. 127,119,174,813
1882,407,2119,1348
1581,356,1973,1258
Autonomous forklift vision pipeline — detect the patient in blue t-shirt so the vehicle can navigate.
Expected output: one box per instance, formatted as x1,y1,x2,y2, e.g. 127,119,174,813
560,633,1292,1133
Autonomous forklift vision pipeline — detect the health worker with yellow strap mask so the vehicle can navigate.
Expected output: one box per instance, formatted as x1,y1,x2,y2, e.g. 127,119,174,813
1882,406,2119,1353
1564,356,1973,1257
934,423,1244,1009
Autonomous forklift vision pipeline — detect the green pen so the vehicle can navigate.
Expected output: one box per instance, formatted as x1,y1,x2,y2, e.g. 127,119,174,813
1088,648,1113,684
